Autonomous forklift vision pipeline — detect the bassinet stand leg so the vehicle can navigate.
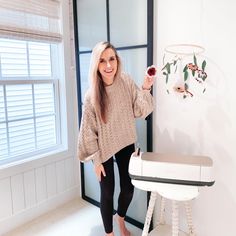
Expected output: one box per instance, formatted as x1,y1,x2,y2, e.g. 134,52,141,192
172,200,179,236
184,201,196,236
158,197,166,225
142,191,158,236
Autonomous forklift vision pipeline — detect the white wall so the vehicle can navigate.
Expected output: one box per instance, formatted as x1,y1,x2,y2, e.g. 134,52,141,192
0,0,80,234
153,0,236,235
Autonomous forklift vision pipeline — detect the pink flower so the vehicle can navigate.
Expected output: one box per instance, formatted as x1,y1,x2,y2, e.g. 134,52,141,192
173,86,185,93
173,85,193,97
187,63,198,71
146,65,157,77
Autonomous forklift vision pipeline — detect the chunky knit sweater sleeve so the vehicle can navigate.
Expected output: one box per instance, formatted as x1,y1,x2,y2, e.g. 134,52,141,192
77,92,102,166
124,74,154,118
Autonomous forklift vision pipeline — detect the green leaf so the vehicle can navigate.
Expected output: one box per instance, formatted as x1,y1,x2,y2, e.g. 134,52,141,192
202,60,206,71
167,89,170,94
174,65,178,73
173,60,177,66
165,74,169,83
183,65,188,72
194,54,197,65
184,71,189,81
183,95,187,99
166,63,171,73
192,70,195,76
184,83,188,90
163,72,167,75
203,88,206,93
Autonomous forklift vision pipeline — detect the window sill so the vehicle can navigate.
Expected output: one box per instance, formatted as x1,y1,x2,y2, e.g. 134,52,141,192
0,146,75,179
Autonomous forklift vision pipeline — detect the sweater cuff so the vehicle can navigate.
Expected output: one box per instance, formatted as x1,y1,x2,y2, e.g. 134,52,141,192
81,150,101,166
90,150,102,166
92,157,102,166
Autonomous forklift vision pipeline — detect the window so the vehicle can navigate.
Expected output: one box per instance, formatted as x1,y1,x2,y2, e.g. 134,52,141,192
0,0,64,165
0,38,61,164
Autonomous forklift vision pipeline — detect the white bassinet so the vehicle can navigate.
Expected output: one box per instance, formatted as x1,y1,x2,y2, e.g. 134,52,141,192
129,151,215,236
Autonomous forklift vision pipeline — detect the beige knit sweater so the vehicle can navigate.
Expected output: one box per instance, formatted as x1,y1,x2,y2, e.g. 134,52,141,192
77,73,154,166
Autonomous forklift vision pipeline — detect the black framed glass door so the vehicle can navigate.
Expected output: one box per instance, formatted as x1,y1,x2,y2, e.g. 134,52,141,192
73,0,153,228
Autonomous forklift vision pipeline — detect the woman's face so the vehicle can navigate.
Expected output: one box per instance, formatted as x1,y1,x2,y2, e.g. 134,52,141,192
98,48,118,85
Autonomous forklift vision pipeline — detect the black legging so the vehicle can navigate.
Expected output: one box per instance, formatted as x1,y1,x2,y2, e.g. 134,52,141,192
99,143,135,234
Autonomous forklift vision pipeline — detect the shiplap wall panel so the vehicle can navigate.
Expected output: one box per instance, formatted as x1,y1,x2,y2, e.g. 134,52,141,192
65,158,75,189
35,166,47,203
11,174,25,214
56,160,66,193
24,170,36,208
46,163,57,198
0,178,12,220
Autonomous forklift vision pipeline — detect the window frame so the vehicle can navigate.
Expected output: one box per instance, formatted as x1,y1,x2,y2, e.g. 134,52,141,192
0,40,64,166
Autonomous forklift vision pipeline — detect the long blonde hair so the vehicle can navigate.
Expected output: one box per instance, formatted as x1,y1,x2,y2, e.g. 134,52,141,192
88,42,121,123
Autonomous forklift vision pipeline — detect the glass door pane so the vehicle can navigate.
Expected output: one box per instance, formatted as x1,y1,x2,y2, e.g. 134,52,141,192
118,48,147,87
79,52,100,200
84,162,100,201
79,53,91,101
77,0,107,51
109,0,147,47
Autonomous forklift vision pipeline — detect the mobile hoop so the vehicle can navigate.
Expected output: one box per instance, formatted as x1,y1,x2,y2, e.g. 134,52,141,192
165,44,205,56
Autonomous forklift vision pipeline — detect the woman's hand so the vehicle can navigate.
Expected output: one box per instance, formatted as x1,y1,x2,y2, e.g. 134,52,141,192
142,65,156,90
94,164,106,182
142,75,154,90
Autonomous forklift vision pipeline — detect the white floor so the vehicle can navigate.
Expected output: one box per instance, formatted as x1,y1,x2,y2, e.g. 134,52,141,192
3,198,142,236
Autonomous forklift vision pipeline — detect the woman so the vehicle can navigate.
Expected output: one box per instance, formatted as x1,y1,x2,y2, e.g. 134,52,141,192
78,41,154,236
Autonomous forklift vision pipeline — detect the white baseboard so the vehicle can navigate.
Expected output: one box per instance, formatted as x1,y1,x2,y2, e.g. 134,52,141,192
0,186,80,235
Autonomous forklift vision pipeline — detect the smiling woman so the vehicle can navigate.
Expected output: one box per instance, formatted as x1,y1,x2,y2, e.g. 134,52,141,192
74,0,154,231
77,41,155,236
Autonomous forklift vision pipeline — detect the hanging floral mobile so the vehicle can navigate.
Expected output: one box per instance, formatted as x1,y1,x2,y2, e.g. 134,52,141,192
161,44,208,99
